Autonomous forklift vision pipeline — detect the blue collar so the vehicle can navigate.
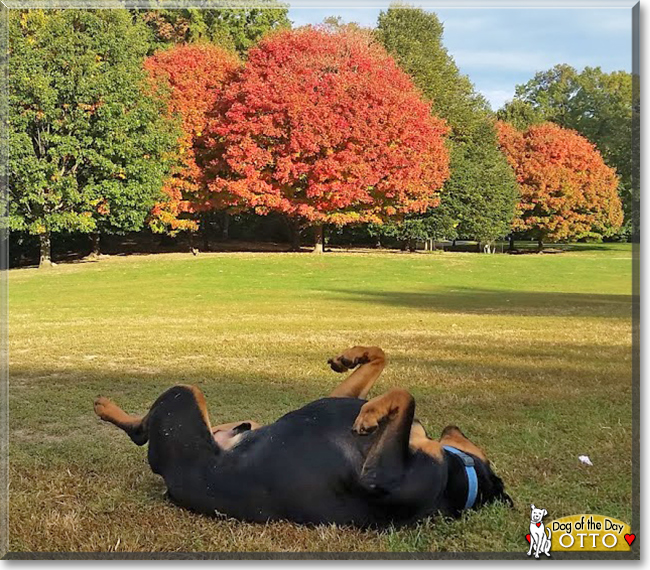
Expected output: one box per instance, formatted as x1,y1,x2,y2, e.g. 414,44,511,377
443,445,478,510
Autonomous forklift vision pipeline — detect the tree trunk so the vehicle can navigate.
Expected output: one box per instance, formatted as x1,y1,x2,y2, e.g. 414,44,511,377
313,224,324,254
375,235,382,249
537,239,544,252
221,211,230,241
291,228,301,251
285,218,301,251
39,231,52,268
200,213,210,251
408,238,416,253
89,232,101,257
508,235,515,251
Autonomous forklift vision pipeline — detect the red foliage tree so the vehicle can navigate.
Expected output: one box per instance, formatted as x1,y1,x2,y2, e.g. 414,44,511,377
201,27,450,251
144,44,239,234
496,121,623,247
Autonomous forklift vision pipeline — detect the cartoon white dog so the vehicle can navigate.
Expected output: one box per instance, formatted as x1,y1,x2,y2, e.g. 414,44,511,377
527,504,552,558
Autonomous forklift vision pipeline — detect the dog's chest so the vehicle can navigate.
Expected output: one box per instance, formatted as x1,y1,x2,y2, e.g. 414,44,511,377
530,522,545,535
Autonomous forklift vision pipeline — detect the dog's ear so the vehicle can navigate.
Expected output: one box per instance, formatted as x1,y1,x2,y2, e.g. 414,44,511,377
542,509,548,517
530,504,535,511
232,422,252,435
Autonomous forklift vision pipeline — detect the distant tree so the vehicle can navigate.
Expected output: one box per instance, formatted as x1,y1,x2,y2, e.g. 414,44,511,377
441,122,518,246
512,64,633,233
514,64,580,125
377,5,489,142
371,212,457,252
8,9,178,266
496,99,545,131
496,121,623,249
376,6,517,249
202,26,450,252
376,123,518,251
144,44,239,236
137,6,290,55
321,15,364,32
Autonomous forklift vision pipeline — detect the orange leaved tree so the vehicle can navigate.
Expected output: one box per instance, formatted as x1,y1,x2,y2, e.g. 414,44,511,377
496,121,623,249
144,44,239,235
201,27,451,252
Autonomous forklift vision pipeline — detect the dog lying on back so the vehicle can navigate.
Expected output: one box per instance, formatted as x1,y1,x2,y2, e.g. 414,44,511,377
94,346,512,527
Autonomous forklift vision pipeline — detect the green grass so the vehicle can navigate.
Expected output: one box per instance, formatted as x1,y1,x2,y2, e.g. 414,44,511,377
8,243,633,552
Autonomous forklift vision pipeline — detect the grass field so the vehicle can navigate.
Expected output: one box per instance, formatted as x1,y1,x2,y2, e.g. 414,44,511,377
8,243,634,553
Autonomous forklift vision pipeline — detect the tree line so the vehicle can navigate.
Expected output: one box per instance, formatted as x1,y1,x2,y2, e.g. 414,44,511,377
8,5,630,267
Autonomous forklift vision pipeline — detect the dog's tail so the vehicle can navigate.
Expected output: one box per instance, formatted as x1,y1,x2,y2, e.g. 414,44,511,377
546,528,552,540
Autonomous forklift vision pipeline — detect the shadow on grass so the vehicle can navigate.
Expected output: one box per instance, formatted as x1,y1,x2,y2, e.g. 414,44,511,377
10,328,631,440
329,287,632,319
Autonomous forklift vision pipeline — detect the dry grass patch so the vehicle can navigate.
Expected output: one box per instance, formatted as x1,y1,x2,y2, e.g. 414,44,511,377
8,244,633,553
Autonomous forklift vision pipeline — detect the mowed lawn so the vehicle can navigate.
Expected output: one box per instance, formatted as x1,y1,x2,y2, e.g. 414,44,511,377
8,244,633,553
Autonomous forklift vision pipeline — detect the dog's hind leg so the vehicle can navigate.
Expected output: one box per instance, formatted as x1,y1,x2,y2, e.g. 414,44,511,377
94,384,213,448
544,530,552,556
94,396,150,445
327,346,386,399
99,386,222,513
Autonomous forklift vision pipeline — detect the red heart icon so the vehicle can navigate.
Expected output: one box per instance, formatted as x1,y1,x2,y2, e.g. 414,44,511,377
624,534,635,546
526,534,531,543
536,522,541,527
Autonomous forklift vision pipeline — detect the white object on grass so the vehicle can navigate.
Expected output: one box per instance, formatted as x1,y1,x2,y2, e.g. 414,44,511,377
578,455,593,466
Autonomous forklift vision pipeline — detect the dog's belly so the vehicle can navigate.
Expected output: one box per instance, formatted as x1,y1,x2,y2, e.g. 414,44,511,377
163,398,440,526
206,399,373,523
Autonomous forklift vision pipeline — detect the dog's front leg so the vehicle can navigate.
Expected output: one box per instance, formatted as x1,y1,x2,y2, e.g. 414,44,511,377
527,536,535,557
328,346,386,399
352,388,415,492
527,529,535,556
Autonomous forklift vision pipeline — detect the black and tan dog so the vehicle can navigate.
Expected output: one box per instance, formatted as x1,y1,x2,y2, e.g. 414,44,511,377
94,346,512,527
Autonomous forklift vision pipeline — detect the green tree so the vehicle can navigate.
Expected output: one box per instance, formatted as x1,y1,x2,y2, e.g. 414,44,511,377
136,4,290,55
370,212,457,252
377,4,489,142
441,122,518,247
376,5,517,249
514,64,579,125
373,123,518,251
8,9,178,266
496,99,544,131
512,64,633,233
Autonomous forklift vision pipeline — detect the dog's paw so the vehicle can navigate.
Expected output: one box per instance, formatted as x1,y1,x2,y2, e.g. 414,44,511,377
328,348,370,373
328,356,361,373
94,396,114,420
352,402,384,435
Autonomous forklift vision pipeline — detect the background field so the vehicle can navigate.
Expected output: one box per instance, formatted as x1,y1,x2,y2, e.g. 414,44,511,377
8,244,633,553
